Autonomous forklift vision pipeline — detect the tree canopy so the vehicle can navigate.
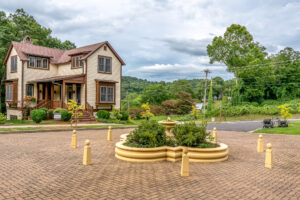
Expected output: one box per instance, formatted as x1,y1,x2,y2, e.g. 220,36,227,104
0,9,76,111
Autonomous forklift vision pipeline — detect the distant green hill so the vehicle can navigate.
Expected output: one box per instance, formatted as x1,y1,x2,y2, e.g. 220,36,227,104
121,76,157,99
121,76,233,100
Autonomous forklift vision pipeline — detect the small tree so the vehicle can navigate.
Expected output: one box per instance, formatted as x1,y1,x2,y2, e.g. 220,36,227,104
67,99,84,127
191,105,200,120
278,105,293,120
207,79,213,112
141,103,154,120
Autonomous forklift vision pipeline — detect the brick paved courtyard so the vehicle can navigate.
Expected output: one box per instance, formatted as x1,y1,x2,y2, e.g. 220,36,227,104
0,129,299,200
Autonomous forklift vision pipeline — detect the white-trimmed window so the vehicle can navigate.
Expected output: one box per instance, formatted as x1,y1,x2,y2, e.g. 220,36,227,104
6,85,13,101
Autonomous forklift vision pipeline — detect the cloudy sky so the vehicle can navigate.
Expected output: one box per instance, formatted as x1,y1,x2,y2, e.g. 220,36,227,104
1,0,300,81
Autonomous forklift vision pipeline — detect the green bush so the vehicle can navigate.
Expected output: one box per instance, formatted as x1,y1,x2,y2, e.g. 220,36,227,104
39,108,48,120
172,122,211,147
125,120,166,148
54,108,65,113
60,109,72,121
128,108,143,119
48,109,54,119
111,109,122,120
0,113,6,124
120,111,129,121
97,110,110,119
31,109,46,123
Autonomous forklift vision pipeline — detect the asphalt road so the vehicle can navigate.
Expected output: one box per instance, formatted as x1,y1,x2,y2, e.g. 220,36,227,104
207,119,300,132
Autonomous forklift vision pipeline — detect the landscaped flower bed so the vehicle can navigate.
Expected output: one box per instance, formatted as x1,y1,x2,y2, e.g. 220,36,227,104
115,120,228,162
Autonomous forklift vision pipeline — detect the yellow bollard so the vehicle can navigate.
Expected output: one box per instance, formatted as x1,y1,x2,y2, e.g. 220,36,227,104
83,140,91,166
257,135,264,153
265,143,273,169
71,129,77,149
181,148,189,177
212,127,217,142
107,126,112,141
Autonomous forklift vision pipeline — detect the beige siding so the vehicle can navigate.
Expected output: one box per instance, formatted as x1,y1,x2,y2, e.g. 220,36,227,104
7,109,22,120
6,47,22,106
57,63,84,75
87,45,122,109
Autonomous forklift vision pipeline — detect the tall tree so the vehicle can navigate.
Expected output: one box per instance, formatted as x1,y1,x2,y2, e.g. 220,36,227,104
0,9,76,112
207,24,267,84
141,84,169,105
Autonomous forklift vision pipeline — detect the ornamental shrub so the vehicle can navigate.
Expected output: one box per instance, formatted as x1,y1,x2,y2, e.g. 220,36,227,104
111,109,122,120
129,108,143,119
54,108,65,113
0,113,6,124
48,109,54,119
172,122,211,147
120,111,129,121
39,108,48,120
31,109,46,123
161,100,178,115
97,110,110,119
60,109,72,121
125,120,166,148
149,105,163,116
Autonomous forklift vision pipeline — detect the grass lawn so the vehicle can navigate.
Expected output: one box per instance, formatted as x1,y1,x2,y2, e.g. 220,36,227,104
6,119,61,125
132,114,300,125
253,121,300,135
0,124,136,132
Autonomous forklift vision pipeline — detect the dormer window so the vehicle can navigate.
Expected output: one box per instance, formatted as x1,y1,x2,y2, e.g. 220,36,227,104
28,56,49,70
36,58,41,68
42,58,48,69
71,56,83,68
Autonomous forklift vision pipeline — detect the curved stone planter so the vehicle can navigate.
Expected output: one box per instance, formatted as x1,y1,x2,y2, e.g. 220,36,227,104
115,141,228,163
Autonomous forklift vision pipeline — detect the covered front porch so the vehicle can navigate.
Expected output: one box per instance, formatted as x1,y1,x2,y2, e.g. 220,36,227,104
27,74,86,110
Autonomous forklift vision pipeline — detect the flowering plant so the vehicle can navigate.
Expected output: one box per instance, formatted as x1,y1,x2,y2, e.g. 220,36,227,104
25,96,36,103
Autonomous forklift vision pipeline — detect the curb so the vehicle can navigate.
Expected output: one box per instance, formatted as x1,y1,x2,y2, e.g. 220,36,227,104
0,126,137,134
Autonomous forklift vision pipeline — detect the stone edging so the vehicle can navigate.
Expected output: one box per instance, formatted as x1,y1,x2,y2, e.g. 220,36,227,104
115,139,229,163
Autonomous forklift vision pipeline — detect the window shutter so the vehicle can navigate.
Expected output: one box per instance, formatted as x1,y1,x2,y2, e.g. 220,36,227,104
13,80,18,102
96,81,99,104
15,57,17,71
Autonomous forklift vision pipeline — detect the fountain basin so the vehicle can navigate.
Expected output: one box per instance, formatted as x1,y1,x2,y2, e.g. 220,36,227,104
115,140,228,163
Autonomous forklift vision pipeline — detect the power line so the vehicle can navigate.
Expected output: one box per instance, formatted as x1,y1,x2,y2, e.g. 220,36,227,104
230,59,300,70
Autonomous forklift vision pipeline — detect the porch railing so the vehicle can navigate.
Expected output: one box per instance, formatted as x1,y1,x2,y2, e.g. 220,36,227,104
86,102,94,116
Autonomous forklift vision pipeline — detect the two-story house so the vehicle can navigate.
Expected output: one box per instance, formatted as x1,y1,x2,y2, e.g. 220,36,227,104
3,36,125,120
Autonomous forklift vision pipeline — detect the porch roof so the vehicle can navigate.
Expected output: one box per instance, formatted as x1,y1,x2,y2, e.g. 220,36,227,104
28,74,85,83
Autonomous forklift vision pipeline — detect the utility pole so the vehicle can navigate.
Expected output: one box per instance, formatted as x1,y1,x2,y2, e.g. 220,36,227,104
203,69,211,119
127,90,129,114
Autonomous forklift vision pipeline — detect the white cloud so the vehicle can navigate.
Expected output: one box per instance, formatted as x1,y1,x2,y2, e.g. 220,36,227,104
1,0,299,81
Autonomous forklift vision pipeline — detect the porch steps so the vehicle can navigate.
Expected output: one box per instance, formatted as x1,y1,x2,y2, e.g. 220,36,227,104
74,110,95,122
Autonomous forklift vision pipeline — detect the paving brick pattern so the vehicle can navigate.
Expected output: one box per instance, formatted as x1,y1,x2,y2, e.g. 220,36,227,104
0,129,299,200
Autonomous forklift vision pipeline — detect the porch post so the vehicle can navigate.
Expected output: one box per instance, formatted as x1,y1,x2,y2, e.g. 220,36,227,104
45,83,49,101
51,84,54,109
62,81,65,108
37,83,39,102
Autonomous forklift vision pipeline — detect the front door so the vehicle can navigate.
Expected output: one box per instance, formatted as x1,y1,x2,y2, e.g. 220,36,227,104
76,85,81,104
